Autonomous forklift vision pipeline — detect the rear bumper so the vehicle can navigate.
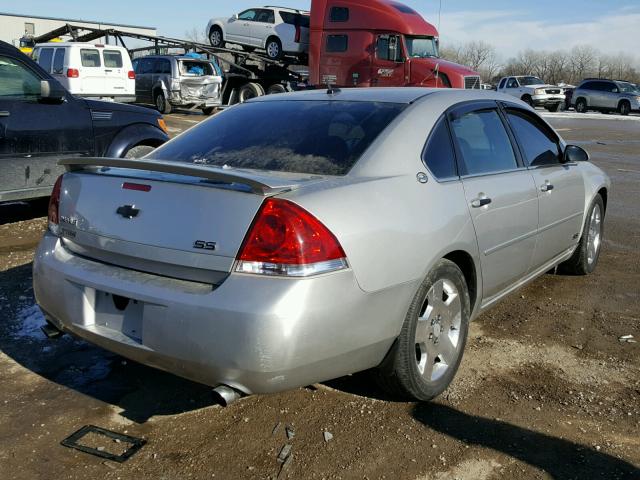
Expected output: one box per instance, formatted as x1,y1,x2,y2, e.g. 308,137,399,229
33,234,412,394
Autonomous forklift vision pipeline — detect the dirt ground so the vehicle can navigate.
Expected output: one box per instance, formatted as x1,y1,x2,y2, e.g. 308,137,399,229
0,112,638,480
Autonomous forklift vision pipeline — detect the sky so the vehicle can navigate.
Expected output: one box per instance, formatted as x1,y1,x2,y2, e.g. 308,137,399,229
1,0,639,60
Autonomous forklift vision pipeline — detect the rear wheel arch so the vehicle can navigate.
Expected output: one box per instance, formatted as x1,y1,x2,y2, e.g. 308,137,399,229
443,250,478,312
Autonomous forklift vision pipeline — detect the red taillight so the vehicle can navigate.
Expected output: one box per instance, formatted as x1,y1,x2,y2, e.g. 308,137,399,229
67,68,79,78
48,175,63,235
294,24,301,43
122,182,151,192
236,199,347,277
128,70,136,79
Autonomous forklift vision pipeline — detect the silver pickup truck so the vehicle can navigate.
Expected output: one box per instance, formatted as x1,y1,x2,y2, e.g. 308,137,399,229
497,75,565,112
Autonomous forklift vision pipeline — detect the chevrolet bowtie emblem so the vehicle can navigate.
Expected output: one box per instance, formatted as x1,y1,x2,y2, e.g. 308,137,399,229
116,205,140,219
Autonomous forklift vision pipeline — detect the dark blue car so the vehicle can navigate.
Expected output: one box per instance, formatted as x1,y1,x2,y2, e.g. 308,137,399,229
0,40,169,202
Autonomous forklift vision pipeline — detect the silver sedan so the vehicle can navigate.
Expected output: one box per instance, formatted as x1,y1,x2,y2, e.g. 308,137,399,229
33,88,610,402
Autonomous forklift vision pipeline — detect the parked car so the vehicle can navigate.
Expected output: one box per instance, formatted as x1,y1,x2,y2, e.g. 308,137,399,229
0,41,169,202
497,75,565,111
572,79,640,115
34,88,609,403
132,55,223,115
207,6,310,60
33,43,136,103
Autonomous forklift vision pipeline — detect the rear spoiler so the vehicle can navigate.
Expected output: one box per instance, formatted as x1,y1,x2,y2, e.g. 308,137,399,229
59,158,291,195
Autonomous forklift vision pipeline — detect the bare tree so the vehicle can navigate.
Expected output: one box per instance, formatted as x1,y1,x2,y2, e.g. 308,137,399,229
185,27,207,45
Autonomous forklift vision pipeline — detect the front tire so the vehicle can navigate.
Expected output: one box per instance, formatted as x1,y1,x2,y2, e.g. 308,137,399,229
522,95,534,108
209,27,224,48
559,194,604,275
376,259,470,401
618,100,631,116
575,98,588,113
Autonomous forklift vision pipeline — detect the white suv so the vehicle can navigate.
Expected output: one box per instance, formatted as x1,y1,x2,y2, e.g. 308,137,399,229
206,6,310,60
497,75,565,112
33,43,135,103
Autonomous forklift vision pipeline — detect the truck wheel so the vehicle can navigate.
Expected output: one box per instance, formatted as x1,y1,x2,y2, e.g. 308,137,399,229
265,37,283,60
154,91,172,114
375,259,470,401
618,100,631,116
201,107,217,116
559,195,604,275
545,104,561,112
209,27,224,48
575,98,588,113
238,83,265,103
124,145,155,159
521,95,534,107
267,84,288,95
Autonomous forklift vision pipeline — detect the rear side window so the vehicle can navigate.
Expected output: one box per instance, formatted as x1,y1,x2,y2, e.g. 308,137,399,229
506,109,561,167
147,100,407,176
330,7,349,22
81,49,101,67
326,35,348,53
103,50,123,68
52,48,65,74
450,109,518,176
154,59,171,74
279,12,310,28
423,116,458,180
37,48,54,72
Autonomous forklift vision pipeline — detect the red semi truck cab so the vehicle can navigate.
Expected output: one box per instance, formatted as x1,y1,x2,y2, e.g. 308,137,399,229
309,0,481,89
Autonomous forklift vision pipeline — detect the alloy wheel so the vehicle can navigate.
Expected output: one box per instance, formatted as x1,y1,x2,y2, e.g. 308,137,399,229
211,30,222,47
414,279,462,382
587,204,602,265
267,41,280,59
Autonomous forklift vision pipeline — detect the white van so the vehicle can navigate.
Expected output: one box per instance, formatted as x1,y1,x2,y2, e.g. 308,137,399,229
33,43,136,103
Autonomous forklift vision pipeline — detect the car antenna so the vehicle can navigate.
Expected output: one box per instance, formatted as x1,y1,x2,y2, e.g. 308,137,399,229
326,81,341,95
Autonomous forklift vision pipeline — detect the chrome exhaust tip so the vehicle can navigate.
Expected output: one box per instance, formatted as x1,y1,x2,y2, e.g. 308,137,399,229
212,385,242,407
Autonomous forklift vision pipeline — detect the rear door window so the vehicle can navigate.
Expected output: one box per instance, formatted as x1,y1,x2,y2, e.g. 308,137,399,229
147,100,407,176
450,109,518,176
103,50,123,68
255,9,275,23
37,47,54,72
52,48,65,74
505,108,561,167
81,49,101,67
422,116,458,180
138,58,154,74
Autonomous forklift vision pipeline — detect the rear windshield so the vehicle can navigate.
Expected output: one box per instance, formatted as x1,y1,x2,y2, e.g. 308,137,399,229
103,50,123,68
179,60,214,76
148,100,406,175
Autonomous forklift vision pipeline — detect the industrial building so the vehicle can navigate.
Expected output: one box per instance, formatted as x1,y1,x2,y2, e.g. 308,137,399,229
0,12,156,49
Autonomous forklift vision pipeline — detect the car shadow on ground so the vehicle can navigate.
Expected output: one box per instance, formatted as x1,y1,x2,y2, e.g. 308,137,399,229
0,263,220,424
413,403,640,479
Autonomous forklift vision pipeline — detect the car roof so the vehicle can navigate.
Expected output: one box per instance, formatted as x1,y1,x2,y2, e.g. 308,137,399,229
248,87,522,106
34,42,128,49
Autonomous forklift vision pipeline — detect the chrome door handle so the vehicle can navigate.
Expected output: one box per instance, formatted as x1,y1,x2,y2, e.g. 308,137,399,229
0,111,10,117
471,197,492,208
540,183,555,192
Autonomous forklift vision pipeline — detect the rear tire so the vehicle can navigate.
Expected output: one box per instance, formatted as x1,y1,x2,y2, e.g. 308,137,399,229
559,194,604,275
265,37,283,60
618,100,631,116
209,26,224,48
154,91,172,114
575,98,588,113
375,259,470,401
238,82,265,103
266,83,288,95
124,145,155,159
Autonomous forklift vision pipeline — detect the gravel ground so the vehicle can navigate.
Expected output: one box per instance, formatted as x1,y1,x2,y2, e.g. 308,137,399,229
0,112,638,480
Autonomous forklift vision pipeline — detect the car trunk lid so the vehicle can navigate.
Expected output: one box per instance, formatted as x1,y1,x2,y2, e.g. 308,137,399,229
56,158,328,283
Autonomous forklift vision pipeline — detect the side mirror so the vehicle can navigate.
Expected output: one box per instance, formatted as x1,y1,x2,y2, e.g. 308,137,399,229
40,80,66,103
232,13,239,20
563,145,589,163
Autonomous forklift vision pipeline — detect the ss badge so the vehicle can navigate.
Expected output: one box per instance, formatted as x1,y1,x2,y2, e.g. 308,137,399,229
193,240,217,251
